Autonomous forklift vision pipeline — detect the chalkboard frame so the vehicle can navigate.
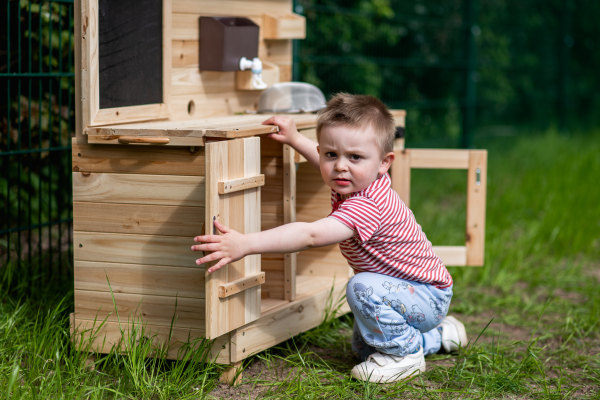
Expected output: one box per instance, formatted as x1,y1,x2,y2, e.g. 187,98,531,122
79,0,171,128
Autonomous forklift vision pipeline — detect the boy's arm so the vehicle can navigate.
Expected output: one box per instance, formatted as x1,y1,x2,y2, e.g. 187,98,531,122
192,217,353,273
262,116,320,170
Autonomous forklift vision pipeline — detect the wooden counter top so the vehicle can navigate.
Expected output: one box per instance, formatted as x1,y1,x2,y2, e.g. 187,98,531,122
83,110,405,146
84,114,318,146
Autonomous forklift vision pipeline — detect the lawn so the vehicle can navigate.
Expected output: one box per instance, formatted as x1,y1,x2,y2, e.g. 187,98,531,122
1,127,599,399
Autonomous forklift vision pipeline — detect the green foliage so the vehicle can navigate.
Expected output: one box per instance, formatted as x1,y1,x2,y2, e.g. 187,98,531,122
297,0,600,141
0,261,223,399
1,128,599,398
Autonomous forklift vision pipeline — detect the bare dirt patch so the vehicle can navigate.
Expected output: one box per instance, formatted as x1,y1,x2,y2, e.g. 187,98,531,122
208,357,292,399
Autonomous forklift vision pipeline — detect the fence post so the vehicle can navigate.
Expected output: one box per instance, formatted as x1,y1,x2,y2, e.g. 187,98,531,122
292,0,303,81
461,0,478,148
558,0,573,131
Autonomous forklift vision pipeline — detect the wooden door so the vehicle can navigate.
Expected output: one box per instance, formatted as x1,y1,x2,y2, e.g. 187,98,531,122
204,137,265,339
392,149,487,266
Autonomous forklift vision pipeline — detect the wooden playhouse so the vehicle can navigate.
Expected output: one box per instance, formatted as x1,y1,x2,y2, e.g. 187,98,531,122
70,0,487,377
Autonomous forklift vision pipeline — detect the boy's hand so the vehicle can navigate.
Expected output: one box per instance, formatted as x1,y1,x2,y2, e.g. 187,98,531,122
262,116,301,146
191,220,248,274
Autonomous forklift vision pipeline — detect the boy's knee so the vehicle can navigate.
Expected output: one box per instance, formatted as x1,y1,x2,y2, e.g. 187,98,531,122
346,272,380,302
347,273,369,296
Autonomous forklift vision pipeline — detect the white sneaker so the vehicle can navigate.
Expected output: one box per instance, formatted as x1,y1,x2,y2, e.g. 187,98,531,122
439,315,468,352
350,347,426,383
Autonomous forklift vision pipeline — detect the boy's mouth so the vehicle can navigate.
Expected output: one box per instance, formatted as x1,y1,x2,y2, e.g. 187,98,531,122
333,178,351,186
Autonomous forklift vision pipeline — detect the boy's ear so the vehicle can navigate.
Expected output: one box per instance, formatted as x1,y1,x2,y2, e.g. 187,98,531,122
379,151,395,174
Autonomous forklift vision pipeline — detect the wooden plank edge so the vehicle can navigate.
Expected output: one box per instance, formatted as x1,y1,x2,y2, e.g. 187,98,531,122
70,316,229,363
205,124,278,138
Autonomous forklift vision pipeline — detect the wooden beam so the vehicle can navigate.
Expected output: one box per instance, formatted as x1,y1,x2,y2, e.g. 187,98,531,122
218,174,265,194
409,149,470,169
283,144,297,301
433,246,467,266
219,361,243,386
466,150,487,266
218,272,266,299
392,149,411,206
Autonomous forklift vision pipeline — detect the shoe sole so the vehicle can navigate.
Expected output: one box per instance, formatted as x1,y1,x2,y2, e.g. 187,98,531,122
351,361,426,383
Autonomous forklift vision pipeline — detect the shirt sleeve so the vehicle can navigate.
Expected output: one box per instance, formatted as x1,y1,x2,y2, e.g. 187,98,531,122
329,196,381,242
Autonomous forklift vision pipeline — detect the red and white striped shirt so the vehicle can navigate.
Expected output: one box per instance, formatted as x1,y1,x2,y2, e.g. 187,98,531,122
328,173,452,289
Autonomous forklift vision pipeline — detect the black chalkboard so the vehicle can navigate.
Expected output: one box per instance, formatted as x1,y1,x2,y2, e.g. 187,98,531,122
98,0,163,109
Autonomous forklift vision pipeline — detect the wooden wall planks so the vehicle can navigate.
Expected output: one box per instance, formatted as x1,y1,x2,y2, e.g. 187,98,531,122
295,162,350,278
73,172,205,206
74,260,205,298
72,141,206,176
71,317,228,362
168,0,295,120
73,202,204,236
74,289,205,330
74,231,198,267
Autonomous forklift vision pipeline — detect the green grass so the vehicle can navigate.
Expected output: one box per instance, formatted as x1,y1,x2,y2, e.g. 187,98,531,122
1,127,599,399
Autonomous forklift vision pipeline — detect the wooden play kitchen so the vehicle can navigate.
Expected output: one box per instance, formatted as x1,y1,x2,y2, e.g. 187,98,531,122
70,0,487,379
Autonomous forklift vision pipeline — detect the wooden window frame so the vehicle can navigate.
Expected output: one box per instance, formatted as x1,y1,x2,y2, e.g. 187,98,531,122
392,149,487,266
79,0,171,127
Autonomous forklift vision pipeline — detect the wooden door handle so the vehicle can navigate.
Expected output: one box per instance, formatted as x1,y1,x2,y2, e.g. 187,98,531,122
117,136,170,144
218,272,266,298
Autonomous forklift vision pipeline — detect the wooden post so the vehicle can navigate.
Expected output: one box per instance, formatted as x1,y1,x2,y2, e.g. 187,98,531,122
219,361,244,386
391,142,410,207
466,150,487,265
283,144,297,301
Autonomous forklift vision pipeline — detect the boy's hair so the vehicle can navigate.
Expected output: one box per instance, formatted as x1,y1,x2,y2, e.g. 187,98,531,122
316,93,395,154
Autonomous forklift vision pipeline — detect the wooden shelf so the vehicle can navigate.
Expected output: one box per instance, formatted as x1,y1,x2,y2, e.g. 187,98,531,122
84,114,318,146
262,13,306,40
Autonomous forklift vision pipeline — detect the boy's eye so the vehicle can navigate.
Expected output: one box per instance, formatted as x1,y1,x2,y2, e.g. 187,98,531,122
325,152,337,158
350,154,361,161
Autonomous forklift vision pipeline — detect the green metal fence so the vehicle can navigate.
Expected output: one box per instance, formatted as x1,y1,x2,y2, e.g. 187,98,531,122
294,0,580,147
294,0,480,147
1,0,75,287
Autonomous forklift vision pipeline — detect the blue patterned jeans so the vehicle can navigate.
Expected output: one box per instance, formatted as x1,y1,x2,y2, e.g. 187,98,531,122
346,272,453,359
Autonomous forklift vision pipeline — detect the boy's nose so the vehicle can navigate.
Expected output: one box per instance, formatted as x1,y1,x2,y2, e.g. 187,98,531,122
334,159,348,171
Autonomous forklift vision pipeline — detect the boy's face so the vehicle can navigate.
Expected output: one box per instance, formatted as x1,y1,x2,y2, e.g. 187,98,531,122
317,124,394,195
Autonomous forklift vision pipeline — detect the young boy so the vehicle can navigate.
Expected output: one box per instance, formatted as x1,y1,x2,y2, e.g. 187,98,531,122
191,93,467,383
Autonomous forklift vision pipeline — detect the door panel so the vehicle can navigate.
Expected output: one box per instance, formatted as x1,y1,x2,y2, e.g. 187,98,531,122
204,137,264,338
